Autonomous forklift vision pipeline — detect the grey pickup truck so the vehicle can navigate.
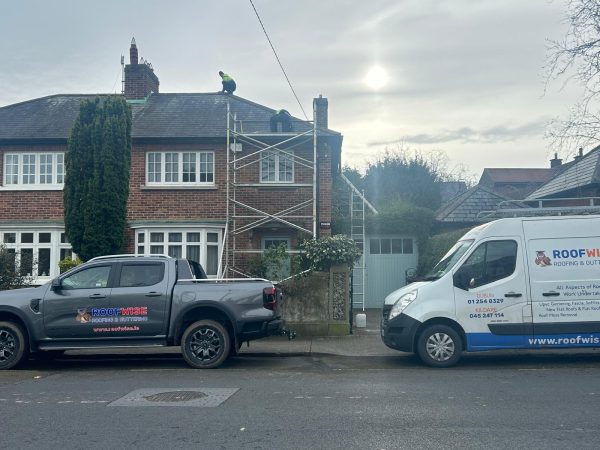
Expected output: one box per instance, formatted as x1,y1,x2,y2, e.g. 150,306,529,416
0,255,283,369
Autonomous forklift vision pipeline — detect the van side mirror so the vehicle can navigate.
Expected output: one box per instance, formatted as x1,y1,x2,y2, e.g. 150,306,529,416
405,268,417,283
453,270,470,291
51,278,62,291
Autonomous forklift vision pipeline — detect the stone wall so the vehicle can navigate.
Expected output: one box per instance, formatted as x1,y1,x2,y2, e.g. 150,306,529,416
279,265,350,336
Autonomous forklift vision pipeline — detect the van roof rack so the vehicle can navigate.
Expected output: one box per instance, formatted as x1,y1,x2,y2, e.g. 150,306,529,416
478,197,600,220
88,254,174,262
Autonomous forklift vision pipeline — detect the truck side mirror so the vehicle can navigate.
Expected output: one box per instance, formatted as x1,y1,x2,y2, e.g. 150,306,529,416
51,278,62,291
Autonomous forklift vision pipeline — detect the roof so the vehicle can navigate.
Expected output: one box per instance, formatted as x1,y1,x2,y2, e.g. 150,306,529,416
526,146,600,199
436,184,521,223
479,168,555,184
0,93,341,142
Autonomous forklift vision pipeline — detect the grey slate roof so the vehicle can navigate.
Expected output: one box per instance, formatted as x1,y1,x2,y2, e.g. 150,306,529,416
436,184,520,223
526,146,600,199
0,93,340,142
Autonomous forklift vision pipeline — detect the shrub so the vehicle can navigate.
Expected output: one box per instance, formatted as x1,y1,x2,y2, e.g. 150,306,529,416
299,235,361,271
59,257,83,274
0,245,32,290
417,228,470,276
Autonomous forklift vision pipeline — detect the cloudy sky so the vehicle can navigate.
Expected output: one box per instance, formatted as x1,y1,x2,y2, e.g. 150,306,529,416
0,0,584,179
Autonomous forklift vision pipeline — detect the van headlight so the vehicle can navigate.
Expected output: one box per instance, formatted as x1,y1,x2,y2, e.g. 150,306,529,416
389,291,418,320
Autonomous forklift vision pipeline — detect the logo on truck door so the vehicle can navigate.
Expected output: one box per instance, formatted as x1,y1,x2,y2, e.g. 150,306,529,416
534,251,552,267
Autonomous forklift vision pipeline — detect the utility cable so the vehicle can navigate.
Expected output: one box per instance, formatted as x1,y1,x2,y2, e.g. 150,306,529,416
249,0,309,120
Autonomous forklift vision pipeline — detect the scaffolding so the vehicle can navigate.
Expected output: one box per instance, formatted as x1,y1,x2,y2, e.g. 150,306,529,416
222,100,319,278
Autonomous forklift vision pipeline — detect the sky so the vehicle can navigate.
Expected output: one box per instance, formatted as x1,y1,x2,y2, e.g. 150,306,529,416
0,0,585,180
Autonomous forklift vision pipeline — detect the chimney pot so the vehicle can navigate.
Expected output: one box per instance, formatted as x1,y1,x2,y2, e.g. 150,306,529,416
130,37,138,65
550,153,562,168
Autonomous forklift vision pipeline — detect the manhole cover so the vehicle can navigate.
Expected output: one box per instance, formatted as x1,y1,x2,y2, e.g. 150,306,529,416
143,391,206,403
109,388,239,408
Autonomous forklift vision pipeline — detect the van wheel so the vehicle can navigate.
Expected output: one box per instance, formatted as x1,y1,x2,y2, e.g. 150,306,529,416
0,321,28,370
417,325,462,368
181,320,230,369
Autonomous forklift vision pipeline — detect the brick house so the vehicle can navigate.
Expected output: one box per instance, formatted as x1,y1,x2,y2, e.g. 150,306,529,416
0,40,341,282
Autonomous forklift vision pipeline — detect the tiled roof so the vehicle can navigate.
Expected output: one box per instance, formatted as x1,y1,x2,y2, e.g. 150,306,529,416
480,168,555,184
0,93,340,141
436,184,521,223
526,147,600,199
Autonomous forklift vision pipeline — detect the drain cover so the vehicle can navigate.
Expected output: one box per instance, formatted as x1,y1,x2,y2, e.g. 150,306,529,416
143,391,207,403
109,388,239,408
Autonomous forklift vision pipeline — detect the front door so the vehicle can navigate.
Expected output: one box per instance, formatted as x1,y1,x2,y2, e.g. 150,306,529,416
453,237,532,350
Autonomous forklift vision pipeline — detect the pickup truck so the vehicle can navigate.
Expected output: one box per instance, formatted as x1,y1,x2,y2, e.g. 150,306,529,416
0,255,283,369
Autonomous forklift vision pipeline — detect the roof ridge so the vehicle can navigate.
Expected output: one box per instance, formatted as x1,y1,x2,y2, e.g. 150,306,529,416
0,93,120,110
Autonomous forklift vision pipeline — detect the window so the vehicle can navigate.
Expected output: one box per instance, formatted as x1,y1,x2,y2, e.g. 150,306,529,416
135,228,222,277
146,151,214,185
119,263,164,287
0,229,74,280
62,265,111,290
3,153,65,188
260,150,294,183
454,240,517,289
369,238,414,255
262,237,291,279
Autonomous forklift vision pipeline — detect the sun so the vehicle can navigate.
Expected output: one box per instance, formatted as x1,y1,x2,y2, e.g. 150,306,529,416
365,66,389,90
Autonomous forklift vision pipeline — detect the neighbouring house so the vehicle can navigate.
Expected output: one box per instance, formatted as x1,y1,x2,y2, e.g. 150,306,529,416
526,147,600,201
478,167,556,200
0,40,341,283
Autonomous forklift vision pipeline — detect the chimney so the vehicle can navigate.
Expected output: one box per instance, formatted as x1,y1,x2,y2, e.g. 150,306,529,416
574,147,584,160
550,153,562,168
313,94,328,129
129,37,138,65
124,38,159,100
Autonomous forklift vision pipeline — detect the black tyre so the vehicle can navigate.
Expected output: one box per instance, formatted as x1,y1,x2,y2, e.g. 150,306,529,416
0,321,28,370
416,324,462,368
181,320,230,369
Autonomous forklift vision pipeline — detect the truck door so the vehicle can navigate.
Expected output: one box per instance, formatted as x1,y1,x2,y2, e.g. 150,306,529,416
43,263,114,338
453,237,532,350
107,261,170,336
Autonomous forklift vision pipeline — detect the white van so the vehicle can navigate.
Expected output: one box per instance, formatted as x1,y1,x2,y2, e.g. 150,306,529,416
381,215,600,367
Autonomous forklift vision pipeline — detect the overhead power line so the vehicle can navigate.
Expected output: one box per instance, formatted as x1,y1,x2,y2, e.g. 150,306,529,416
248,0,309,120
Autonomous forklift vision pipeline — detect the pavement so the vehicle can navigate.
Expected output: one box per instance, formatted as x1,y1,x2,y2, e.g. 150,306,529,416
66,308,396,359
240,308,397,357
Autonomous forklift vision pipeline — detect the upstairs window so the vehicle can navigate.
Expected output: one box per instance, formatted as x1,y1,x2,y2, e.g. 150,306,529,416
260,150,294,183
146,151,214,186
3,153,65,188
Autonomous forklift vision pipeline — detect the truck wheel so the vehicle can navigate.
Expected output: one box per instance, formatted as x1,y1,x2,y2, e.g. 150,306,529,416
417,324,462,368
0,321,28,370
181,320,230,369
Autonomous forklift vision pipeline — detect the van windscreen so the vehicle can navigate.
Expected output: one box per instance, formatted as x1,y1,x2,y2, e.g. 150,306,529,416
424,239,474,281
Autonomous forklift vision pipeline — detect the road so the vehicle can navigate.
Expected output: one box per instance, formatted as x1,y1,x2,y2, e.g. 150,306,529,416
1,351,600,450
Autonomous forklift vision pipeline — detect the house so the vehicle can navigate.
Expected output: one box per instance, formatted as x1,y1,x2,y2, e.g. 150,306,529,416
479,167,556,199
0,40,342,282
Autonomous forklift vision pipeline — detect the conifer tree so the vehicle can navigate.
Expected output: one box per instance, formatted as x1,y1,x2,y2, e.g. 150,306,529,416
64,97,132,261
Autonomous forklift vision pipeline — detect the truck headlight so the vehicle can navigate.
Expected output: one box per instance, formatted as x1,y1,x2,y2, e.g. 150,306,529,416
389,291,418,320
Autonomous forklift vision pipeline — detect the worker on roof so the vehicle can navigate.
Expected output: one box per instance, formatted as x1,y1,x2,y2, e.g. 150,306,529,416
270,109,293,132
219,71,236,94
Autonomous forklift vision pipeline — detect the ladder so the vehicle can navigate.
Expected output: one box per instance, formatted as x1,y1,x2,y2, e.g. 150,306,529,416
339,173,378,311
350,190,366,310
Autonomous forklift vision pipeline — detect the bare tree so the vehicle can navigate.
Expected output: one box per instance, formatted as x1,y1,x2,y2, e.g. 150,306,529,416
547,0,600,154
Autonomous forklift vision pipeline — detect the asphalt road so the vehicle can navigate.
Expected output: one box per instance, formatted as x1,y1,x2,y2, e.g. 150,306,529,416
1,351,600,450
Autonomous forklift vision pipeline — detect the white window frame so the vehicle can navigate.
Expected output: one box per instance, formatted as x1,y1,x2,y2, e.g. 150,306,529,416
145,151,215,186
134,226,223,277
1,152,65,190
260,150,294,184
0,227,74,283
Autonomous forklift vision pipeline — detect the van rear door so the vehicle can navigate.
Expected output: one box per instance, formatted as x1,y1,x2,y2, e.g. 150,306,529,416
524,217,600,348
452,237,532,349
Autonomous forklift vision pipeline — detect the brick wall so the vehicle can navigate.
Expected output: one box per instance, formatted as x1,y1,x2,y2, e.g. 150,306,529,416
1,139,335,253
124,64,159,100
0,144,66,221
